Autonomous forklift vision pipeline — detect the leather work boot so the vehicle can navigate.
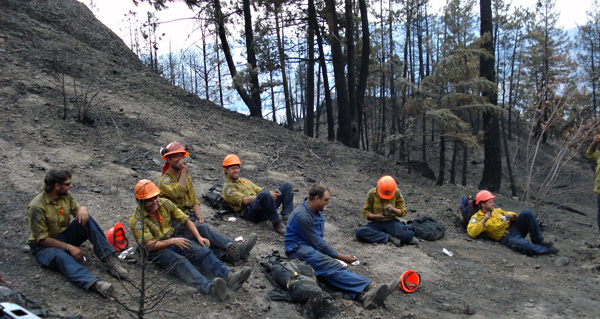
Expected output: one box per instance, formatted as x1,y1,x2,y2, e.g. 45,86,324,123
281,213,290,224
540,239,554,247
91,281,114,296
226,267,252,292
547,246,560,254
104,254,129,279
225,242,241,265
273,220,286,235
388,235,402,247
209,277,229,302
361,278,400,310
238,233,257,262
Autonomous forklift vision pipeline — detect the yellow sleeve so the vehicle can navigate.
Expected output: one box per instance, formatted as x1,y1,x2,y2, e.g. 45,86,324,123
361,191,374,220
394,190,407,217
466,212,485,238
587,149,600,160
28,206,49,243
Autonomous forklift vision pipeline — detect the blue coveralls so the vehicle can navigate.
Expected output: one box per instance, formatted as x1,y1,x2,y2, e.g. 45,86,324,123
285,200,371,299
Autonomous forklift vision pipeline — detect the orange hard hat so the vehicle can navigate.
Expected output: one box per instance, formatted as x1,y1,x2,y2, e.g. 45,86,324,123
135,179,160,200
106,222,128,252
222,154,242,168
377,175,397,199
160,141,189,160
399,270,420,293
475,190,495,205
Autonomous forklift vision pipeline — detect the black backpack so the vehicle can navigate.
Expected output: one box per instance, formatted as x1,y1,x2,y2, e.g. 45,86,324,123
407,216,445,241
459,195,478,230
202,184,235,216
260,251,327,304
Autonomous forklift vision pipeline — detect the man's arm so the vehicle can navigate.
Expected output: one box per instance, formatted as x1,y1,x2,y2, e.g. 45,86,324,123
588,136,600,155
466,212,487,238
38,237,86,260
75,206,89,225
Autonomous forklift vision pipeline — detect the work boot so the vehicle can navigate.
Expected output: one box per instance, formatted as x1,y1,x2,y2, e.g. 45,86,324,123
410,237,420,247
104,254,128,279
540,239,554,247
91,281,114,296
226,267,252,292
281,213,290,224
225,242,241,265
273,220,286,235
209,277,229,302
388,235,402,247
360,278,400,310
547,246,560,254
238,233,257,262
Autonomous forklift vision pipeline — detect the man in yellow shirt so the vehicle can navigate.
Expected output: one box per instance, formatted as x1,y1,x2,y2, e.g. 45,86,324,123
467,190,559,256
129,179,251,301
586,136,600,233
27,169,127,296
355,176,419,247
221,154,293,235
159,142,256,265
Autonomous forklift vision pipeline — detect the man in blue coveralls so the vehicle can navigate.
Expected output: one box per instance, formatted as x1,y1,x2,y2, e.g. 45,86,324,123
284,184,399,309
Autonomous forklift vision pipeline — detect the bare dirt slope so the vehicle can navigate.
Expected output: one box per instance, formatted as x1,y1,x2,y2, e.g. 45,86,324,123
1,0,599,318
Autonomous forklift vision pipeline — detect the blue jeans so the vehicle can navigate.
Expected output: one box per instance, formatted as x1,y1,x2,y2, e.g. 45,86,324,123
173,211,234,261
244,182,294,223
32,217,116,289
355,219,414,244
287,244,371,299
499,209,548,255
148,236,230,293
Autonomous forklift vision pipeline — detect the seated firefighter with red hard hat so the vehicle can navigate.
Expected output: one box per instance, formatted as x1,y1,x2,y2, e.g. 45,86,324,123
158,142,256,265
221,154,294,235
129,179,251,301
355,176,419,247
467,190,559,256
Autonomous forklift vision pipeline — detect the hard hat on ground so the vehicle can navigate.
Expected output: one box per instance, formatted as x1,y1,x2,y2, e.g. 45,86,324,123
160,141,189,160
475,190,495,205
377,175,397,200
135,179,160,200
106,222,128,252
222,154,242,168
399,270,420,293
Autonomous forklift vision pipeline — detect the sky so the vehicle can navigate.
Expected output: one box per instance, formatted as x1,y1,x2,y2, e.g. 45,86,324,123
82,0,594,56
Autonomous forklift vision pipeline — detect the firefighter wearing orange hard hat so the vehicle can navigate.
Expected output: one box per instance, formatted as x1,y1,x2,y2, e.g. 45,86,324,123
158,143,256,265
129,178,252,301
467,190,559,256
221,154,294,235
355,175,419,247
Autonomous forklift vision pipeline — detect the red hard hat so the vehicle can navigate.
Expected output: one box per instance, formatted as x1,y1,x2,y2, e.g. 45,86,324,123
475,190,495,205
399,270,420,293
106,222,128,252
160,141,189,160
377,176,397,200
222,154,242,168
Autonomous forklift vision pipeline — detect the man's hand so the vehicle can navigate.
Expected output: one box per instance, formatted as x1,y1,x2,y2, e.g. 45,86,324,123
505,212,516,220
75,206,89,225
170,237,192,250
383,204,396,216
68,245,86,261
271,190,281,200
197,237,210,247
337,253,357,264
482,212,491,224
195,215,204,223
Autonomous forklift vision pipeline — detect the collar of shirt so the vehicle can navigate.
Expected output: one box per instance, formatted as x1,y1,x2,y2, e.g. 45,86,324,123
302,200,321,220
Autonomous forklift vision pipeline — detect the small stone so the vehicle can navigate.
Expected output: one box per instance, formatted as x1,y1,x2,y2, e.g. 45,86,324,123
554,257,570,267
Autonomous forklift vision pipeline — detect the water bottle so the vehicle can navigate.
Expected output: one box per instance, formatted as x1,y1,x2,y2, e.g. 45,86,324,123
118,247,135,260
